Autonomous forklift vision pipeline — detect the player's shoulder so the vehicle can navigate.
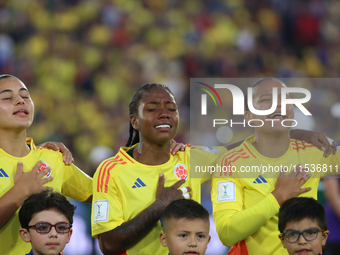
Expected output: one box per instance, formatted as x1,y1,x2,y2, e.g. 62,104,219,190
28,138,67,163
95,149,134,178
32,146,64,161
188,144,227,154
290,139,317,152
218,140,250,158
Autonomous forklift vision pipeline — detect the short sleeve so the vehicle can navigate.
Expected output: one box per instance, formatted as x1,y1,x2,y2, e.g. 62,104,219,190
91,163,125,238
190,145,228,181
62,164,92,202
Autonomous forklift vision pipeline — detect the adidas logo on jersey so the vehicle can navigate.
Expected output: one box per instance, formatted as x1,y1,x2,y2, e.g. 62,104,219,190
253,175,267,184
0,168,9,177
132,178,146,188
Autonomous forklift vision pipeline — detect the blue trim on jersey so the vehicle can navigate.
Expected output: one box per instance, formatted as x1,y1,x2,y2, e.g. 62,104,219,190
26,249,61,255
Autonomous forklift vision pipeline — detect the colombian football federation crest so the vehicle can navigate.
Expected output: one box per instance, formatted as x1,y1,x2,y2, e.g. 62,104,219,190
38,161,51,177
174,163,188,180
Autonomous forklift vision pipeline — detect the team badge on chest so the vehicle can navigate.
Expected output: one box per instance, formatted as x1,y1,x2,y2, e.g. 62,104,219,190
38,161,51,177
174,163,188,180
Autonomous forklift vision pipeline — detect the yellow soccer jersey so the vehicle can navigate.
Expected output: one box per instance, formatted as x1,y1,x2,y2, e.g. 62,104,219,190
211,135,340,255
0,138,92,255
92,143,227,255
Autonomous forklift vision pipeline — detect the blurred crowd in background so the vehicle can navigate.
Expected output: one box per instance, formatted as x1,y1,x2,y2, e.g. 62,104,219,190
1,0,340,254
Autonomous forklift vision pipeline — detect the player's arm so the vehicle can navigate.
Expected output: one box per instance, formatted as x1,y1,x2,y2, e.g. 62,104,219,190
212,178,279,246
213,166,311,246
170,130,336,154
98,174,189,254
62,163,93,203
0,161,53,229
190,146,228,183
290,129,337,157
224,130,337,153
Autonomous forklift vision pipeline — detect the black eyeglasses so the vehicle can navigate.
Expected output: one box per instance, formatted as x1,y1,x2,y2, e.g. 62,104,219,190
28,222,72,234
282,228,324,243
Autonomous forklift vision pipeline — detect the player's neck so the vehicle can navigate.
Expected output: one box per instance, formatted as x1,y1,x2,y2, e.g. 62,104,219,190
0,129,30,157
133,140,171,165
252,132,290,158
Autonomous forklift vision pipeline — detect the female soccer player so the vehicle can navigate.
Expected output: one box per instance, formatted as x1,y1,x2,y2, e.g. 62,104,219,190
92,83,227,255
0,74,93,254
212,78,339,255
92,82,335,255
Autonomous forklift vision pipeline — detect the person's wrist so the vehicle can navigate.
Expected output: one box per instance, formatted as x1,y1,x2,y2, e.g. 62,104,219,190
157,198,167,208
272,190,285,206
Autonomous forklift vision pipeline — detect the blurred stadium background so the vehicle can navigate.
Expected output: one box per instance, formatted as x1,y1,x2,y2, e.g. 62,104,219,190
1,0,340,254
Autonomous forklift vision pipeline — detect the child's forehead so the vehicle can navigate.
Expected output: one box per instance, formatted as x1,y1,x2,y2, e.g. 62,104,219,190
166,217,210,231
284,218,320,231
30,209,69,224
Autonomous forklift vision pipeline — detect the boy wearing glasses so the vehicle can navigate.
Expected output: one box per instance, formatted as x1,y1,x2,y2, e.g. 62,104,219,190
18,191,75,255
278,197,329,255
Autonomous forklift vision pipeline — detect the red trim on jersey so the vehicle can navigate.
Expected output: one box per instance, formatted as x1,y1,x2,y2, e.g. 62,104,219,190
228,240,249,255
220,148,245,161
243,143,256,158
219,148,250,176
116,251,127,255
190,146,202,150
26,138,37,150
120,150,134,164
104,161,127,193
97,155,128,193
221,155,251,176
185,144,192,148
292,147,315,151
290,140,316,150
97,157,118,192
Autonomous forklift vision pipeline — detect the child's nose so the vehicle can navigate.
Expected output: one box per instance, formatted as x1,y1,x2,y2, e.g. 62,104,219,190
48,226,58,237
297,234,307,244
188,236,197,247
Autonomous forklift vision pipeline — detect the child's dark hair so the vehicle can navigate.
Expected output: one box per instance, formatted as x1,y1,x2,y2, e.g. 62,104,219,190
125,83,175,147
19,191,76,230
162,199,209,230
245,77,286,111
278,197,327,233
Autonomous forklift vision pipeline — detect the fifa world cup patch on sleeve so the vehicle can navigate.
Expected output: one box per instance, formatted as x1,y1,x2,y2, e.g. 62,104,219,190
93,200,109,223
217,181,236,202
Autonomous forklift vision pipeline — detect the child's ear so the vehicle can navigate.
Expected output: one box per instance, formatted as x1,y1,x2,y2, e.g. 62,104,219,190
159,232,168,247
19,228,31,243
208,235,211,244
278,234,287,249
66,229,73,244
321,230,330,246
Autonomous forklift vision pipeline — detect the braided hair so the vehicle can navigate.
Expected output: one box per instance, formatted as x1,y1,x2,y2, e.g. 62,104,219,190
125,83,175,147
